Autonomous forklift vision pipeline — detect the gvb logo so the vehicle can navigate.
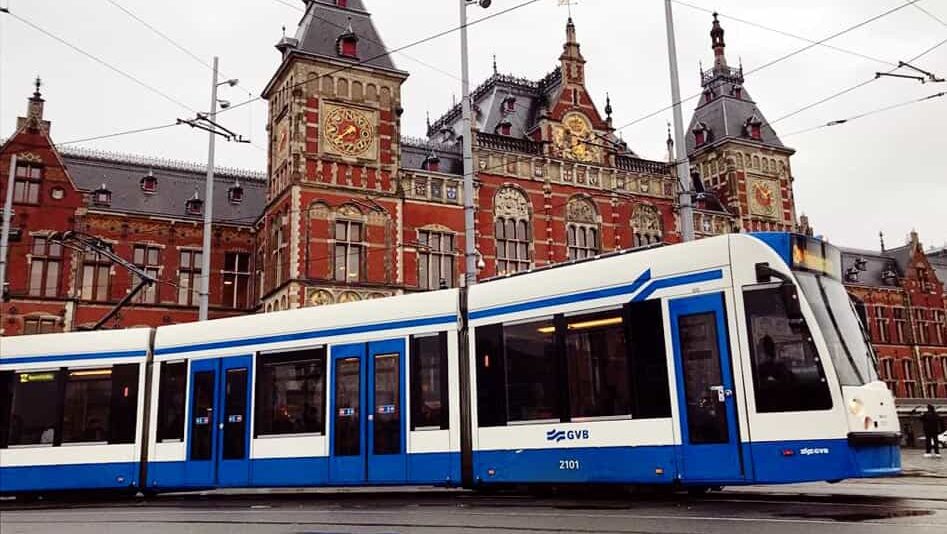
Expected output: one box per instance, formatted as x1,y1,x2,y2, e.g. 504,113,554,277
545,429,590,443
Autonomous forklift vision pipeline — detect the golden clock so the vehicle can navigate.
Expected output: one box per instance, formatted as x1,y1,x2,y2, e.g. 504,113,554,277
323,105,375,158
553,112,599,163
749,178,778,217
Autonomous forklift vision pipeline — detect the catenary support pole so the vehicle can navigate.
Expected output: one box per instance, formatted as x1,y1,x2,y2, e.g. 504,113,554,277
0,154,17,302
665,0,695,242
198,57,219,321
460,0,477,286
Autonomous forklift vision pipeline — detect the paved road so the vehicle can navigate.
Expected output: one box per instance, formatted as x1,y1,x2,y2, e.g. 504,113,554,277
3,476,947,534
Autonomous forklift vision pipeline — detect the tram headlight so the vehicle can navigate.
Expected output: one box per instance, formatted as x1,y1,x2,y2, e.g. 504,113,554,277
848,398,864,416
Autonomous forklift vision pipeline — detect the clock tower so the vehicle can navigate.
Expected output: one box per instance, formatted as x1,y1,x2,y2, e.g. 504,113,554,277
685,13,798,235
260,0,409,312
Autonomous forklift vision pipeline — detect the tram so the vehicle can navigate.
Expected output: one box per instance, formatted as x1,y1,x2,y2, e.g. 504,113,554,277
0,233,901,494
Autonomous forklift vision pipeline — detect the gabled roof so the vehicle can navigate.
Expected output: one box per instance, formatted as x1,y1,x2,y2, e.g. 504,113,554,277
60,147,265,227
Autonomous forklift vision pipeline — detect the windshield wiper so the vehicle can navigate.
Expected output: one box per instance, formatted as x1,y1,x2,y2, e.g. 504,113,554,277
815,276,865,384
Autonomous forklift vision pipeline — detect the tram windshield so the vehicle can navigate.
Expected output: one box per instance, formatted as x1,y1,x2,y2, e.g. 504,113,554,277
788,235,878,386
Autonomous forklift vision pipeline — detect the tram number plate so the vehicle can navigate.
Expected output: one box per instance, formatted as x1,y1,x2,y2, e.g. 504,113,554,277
559,459,581,470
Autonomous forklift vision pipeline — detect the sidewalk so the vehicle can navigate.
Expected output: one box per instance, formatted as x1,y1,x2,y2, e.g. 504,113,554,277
901,447,947,478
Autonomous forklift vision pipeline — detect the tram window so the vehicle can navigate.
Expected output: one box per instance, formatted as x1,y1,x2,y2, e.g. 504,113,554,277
410,332,449,430
627,299,672,418
744,287,833,413
62,368,112,443
504,318,560,422
0,371,14,448
7,370,61,446
475,323,507,427
565,309,631,418
255,348,326,436
108,364,139,444
157,361,187,442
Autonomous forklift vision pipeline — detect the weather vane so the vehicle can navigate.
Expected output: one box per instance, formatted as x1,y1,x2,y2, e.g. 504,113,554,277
558,0,576,18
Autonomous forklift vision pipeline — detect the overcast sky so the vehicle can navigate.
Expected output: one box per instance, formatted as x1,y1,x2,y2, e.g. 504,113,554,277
1,0,944,251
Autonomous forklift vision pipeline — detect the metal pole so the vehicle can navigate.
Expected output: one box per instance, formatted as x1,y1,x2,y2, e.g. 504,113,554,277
459,0,477,286
198,57,219,320
664,0,694,242
0,154,17,300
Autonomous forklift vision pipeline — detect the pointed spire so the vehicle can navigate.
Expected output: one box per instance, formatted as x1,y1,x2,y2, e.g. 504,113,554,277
879,230,886,252
666,121,674,163
425,111,431,131
710,12,728,71
26,75,46,125
492,54,498,75
559,16,585,81
604,93,613,118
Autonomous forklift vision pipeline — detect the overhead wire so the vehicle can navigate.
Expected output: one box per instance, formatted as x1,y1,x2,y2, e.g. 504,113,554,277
610,0,926,133
913,1,947,27
218,0,545,116
780,91,945,138
2,9,198,113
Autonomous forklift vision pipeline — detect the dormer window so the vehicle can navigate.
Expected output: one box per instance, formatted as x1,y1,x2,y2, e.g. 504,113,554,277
185,193,203,215
882,268,898,286
140,171,157,194
422,152,441,173
496,119,512,137
228,181,244,204
693,122,709,147
502,96,516,113
337,19,358,58
93,183,111,206
731,84,743,99
845,266,859,283
744,114,762,140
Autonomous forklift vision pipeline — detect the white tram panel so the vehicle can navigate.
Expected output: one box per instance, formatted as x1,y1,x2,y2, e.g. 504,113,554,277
467,236,733,454
468,235,732,328
149,290,460,467
0,328,151,469
728,235,849,443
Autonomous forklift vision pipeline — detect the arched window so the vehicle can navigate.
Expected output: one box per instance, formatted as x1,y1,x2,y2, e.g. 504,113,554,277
632,204,663,247
494,187,531,275
566,197,599,260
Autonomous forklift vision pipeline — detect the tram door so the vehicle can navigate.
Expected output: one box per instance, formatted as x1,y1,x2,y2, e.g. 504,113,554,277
329,339,407,485
669,293,743,482
184,356,252,488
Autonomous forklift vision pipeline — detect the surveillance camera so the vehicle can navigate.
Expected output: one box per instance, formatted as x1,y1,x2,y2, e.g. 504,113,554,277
218,99,231,109
479,0,492,8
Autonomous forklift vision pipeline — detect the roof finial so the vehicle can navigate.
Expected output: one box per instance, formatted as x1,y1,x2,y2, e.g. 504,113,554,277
33,76,42,98
492,54,498,75
604,92,612,118
879,230,886,252
710,12,727,70
426,110,431,130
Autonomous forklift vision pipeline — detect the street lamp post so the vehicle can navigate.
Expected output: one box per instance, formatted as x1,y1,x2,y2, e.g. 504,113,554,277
198,58,238,320
459,0,491,287
664,0,695,242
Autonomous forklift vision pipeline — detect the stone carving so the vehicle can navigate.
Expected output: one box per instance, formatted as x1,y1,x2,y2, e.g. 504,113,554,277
633,204,662,233
338,291,361,303
493,187,530,219
307,288,334,307
566,197,597,224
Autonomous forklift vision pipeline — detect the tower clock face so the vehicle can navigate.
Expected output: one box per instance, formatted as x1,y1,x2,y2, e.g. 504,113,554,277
323,104,376,158
553,112,599,163
749,178,779,218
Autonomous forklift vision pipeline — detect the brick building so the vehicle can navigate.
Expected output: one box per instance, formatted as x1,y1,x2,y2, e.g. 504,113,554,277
4,5,797,327
0,80,264,335
840,231,947,431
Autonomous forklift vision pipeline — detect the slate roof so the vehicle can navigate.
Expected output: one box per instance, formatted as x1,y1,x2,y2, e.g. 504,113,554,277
685,78,788,155
59,147,266,227
401,137,462,175
290,0,399,73
926,247,947,288
840,246,906,288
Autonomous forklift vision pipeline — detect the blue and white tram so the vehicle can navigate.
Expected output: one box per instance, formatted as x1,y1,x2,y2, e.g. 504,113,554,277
0,233,900,494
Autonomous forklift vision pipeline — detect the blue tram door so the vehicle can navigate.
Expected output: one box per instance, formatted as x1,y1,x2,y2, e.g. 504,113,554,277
184,356,252,488
329,339,407,485
668,293,744,482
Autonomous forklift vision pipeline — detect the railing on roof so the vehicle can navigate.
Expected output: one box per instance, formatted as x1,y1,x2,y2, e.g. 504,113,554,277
701,65,744,87
615,155,670,175
57,145,267,181
476,132,544,155
400,135,462,154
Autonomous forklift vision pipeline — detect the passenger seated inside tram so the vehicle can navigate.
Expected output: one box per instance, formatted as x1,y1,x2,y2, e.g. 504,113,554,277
756,335,795,386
